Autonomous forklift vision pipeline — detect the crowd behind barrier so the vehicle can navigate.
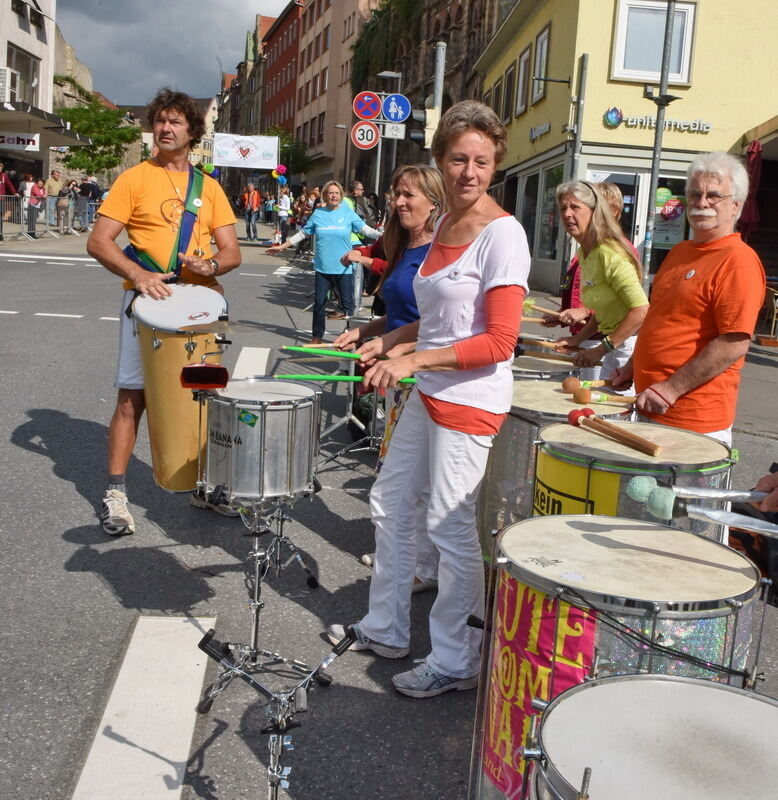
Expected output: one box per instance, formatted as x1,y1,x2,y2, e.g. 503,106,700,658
0,194,100,242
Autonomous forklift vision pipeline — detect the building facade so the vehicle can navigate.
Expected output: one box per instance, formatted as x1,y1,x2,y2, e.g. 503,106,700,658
474,0,778,290
262,0,303,134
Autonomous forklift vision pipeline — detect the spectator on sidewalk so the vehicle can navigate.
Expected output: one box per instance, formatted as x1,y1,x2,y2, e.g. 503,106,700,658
242,183,261,240
57,181,78,234
0,161,18,242
44,169,63,226
27,178,46,239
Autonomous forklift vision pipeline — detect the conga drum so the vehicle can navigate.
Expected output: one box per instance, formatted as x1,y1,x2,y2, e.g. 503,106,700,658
477,382,628,559
469,515,761,800
531,675,778,799
132,284,227,492
534,421,733,540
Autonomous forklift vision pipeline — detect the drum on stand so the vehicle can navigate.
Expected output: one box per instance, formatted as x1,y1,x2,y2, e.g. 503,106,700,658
132,284,227,492
477,380,628,559
534,421,734,541
204,379,321,515
531,675,778,799
468,514,761,800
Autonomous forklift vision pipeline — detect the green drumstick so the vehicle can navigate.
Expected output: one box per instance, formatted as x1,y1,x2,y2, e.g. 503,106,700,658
274,373,416,385
281,345,362,360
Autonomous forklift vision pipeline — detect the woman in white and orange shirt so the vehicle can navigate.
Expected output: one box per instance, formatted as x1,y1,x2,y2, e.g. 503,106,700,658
326,100,530,698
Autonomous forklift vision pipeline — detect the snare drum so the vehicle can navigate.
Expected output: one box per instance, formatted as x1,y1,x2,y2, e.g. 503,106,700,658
204,379,321,513
532,675,778,800
477,382,628,558
534,421,733,541
132,284,227,492
469,515,760,800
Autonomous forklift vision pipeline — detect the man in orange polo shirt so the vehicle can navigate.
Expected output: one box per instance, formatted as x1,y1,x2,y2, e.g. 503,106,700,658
88,88,240,535
612,152,765,445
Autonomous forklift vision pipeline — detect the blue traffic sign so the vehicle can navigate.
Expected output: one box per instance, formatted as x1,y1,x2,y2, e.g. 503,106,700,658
382,93,411,123
353,91,382,120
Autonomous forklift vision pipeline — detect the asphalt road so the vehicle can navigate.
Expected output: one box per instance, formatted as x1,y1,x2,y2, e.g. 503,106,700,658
2,227,777,800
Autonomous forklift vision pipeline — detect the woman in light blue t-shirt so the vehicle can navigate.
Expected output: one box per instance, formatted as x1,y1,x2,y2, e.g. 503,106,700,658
268,180,378,343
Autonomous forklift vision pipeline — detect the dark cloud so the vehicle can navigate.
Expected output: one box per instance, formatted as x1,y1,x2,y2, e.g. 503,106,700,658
56,0,289,104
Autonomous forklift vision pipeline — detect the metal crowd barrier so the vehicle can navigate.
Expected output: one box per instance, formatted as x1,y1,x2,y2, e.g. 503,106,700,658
0,195,99,242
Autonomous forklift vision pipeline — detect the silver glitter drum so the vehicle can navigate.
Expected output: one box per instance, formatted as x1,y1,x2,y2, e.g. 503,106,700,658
468,514,762,800
476,380,629,559
531,675,778,800
204,379,321,513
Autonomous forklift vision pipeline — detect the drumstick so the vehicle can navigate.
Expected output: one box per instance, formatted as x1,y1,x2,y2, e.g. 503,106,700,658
282,345,362,359
523,297,561,317
562,376,613,393
568,409,662,457
517,338,583,353
274,373,416,385
572,387,636,405
286,356,345,363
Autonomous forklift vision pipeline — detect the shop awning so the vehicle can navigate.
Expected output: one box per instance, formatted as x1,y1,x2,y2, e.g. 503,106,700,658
741,114,778,160
0,101,91,148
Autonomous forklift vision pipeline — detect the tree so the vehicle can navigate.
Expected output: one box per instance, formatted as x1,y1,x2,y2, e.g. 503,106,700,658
56,100,141,174
265,125,314,177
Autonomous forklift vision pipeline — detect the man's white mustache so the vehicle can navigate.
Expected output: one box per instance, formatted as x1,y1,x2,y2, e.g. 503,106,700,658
688,209,717,218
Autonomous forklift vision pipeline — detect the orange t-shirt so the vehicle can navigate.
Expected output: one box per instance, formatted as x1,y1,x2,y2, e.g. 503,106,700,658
633,233,765,432
98,160,236,290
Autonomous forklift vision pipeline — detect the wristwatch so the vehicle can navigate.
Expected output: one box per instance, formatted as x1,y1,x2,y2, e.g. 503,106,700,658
206,258,219,276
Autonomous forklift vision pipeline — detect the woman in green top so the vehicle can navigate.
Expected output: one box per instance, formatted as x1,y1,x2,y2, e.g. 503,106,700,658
555,180,649,381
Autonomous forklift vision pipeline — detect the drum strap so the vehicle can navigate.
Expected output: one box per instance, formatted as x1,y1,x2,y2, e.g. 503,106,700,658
122,165,205,278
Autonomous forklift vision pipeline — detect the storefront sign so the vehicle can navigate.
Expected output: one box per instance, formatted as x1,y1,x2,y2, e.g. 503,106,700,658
0,131,39,151
529,122,551,142
603,107,711,133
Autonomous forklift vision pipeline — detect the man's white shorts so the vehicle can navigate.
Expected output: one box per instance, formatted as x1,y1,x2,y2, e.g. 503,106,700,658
115,289,144,390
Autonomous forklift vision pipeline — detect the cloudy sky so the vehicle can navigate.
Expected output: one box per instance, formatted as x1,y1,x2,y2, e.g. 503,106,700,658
56,0,289,105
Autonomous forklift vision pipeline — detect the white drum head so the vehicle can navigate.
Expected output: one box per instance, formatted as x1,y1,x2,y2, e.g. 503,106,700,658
511,381,629,419
217,378,316,404
513,353,574,377
540,421,730,467
499,515,757,608
132,283,227,331
539,676,778,799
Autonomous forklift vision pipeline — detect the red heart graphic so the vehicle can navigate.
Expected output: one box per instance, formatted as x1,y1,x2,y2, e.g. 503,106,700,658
239,146,250,158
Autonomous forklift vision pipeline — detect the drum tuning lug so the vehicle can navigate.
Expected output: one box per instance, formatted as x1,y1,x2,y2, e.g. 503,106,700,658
577,766,592,800
185,341,197,354
531,698,549,712
725,598,743,610
152,337,161,350
496,556,508,565
519,747,543,761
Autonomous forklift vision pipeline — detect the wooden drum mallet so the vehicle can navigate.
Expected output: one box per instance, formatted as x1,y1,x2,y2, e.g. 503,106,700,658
568,408,663,457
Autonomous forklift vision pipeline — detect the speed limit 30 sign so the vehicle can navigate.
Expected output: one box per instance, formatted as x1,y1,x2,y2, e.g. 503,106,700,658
351,120,380,150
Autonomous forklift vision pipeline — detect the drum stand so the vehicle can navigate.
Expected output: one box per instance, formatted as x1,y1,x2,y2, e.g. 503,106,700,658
197,503,321,715
198,625,357,799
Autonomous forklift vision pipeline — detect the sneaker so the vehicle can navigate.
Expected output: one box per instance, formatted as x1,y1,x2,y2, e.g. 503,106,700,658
392,660,478,698
325,623,409,659
411,576,439,594
190,489,240,517
327,311,346,320
100,489,135,536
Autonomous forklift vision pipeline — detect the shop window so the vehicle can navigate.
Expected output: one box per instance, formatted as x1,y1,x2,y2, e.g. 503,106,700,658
520,174,539,256
502,64,515,124
515,45,531,116
531,24,550,104
611,0,696,83
537,163,564,260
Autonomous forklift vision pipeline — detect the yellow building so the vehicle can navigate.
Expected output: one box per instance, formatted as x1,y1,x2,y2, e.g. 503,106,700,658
474,0,777,290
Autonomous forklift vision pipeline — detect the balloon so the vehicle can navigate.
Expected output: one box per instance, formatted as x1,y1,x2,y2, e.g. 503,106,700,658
276,164,287,175
271,170,279,179
277,175,287,185
202,163,215,174
210,167,220,178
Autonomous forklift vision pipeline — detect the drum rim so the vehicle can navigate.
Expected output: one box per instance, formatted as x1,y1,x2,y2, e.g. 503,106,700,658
497,517,761,616
534,674,778,800
539,441,733,475
212,381,321,405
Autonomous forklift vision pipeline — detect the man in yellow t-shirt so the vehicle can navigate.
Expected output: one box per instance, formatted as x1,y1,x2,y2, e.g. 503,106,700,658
87,88,240,536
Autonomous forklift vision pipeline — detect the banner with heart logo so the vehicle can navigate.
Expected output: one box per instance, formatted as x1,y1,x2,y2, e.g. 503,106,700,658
213,133,279,169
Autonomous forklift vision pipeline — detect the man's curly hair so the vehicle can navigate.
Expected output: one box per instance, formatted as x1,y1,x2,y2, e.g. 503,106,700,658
146,87,205,149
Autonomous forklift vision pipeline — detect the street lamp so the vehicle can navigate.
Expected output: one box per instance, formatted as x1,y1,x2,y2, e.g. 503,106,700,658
376,70,403,190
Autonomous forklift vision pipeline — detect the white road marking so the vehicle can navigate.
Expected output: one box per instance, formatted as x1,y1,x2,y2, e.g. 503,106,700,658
0,310,19,314
34,312,84,318
273,266,292,275
230,346,271,381
7,259,34,263
239,272,269,277
0,252,98,262
70,615,215,800
100,316,120,321
49,261,75,265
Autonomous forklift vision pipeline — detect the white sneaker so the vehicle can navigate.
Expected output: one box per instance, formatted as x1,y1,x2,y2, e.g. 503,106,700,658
100,489,135,536
392,659,478,698
325,623,409,659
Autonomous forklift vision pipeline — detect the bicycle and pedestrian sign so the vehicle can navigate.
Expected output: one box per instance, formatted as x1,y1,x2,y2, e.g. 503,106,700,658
351,120,381,150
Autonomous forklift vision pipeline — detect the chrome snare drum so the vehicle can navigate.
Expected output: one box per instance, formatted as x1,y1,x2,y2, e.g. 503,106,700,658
531,675,778,800
205,379,321,513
